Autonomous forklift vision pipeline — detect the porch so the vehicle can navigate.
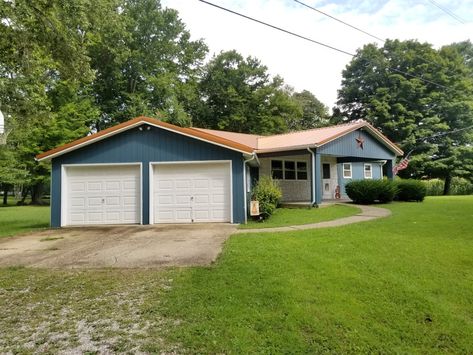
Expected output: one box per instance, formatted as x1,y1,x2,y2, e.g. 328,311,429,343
256,150,394,206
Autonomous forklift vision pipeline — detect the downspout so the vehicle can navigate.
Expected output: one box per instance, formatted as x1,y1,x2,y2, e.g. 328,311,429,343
243,153,257,224
307,147,317,207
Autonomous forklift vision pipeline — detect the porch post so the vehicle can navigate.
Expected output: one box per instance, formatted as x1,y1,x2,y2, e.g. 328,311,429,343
315,152,322,205
386,159,395,180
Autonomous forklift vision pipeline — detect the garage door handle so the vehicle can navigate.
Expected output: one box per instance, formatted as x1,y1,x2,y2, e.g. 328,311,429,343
102,198,105,203
190,196,194,201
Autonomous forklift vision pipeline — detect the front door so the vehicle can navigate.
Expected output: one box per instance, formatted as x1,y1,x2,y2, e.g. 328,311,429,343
322,163,333,199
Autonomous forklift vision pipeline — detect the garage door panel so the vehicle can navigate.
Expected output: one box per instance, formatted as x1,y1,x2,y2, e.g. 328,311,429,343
65,165,140,226
70,182,86,192
88,197,103,207
87,182,102,191
194,194,209,203
153,163,230,224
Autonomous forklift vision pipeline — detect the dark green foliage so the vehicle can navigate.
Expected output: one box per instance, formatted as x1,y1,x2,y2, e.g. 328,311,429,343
291,90,330,129
345,179,397,204
192,50,301,135
251,176,282,219
395,180,427,202
335,39,473,194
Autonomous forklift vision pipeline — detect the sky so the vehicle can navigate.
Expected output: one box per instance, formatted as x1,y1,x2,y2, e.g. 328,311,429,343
161,0,473,109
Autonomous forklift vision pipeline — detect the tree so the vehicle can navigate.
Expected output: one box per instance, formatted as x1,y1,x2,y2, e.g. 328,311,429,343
335,39,473,194
192,50,301,135
0,0,107,203
292,90,330,129
89,0,208,128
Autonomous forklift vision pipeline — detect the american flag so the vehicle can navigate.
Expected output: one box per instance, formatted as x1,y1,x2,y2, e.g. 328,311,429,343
392,157,409,176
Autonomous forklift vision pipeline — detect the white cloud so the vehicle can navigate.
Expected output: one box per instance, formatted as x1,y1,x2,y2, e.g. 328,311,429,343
162,0,473,108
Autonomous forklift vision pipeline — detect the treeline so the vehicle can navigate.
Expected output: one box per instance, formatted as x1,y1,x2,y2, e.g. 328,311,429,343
0,0,472,203
0,0,329,204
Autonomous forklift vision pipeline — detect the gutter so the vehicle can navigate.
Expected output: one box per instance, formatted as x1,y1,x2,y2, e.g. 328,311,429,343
243,153,257,224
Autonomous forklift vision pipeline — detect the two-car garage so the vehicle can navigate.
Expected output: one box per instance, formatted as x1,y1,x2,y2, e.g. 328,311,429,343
62,162,232,226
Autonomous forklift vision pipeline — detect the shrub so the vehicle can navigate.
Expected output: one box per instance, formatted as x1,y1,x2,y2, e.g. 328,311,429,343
251,176,282,219
345,179,397,204
395,179,427,202
424,179,444,196
451,177,473,195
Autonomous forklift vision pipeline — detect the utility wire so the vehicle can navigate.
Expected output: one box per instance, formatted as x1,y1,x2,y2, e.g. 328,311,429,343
412,124,473,142
426,0,466,24
293,0,461,77
293,0,385,43
198,0,449,90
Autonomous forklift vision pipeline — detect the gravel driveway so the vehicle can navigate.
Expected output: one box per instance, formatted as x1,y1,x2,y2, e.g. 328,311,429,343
0,224,236,268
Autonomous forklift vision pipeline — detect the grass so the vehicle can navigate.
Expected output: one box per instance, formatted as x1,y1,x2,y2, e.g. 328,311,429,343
156,196,473,353
0,205,50,238
0,196,472,353
239,204,361,229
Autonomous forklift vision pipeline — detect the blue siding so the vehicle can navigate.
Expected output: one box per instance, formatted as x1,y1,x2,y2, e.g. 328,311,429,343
337,162,384,197
51,125,245,227
318,129,396,160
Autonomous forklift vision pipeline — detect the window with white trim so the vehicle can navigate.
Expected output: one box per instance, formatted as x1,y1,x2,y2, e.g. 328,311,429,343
343,163,352,178
271,160,308,180
364,163,373,179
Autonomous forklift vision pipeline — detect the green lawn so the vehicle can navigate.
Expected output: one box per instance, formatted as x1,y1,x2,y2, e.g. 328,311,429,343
0,205,50,238
1,196,473,353
240,204,360,229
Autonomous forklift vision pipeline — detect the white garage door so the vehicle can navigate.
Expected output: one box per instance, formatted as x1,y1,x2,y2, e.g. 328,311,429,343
153,163,231,223
64,165,141,226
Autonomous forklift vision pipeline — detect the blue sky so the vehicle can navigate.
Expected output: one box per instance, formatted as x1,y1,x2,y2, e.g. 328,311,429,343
162,0,472,108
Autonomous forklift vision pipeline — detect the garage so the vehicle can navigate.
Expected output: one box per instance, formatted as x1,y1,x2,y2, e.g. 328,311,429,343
63,164,141,226
152,162,231,224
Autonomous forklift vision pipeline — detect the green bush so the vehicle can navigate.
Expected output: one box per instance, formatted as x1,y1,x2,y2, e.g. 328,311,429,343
345,179,397,204
251,176,282,219
451,177,473,195
424,179,444,196
395,180,427,202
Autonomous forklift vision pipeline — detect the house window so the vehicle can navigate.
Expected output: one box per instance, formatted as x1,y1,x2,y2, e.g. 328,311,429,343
297,162,307,180
284,161,296,180
322,163,331,179
364,164,373,179
271,160,283,179
271,160,308,180
343,163,352,178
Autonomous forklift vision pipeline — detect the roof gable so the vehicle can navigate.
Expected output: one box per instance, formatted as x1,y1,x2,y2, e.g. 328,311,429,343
36,117,403,161
36,116,254,161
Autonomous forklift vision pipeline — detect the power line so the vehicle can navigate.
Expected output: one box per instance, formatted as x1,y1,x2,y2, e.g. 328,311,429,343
198,0,449,90
412,124,473,142
293,0,460,77
293,0,385,43
426,0,466,24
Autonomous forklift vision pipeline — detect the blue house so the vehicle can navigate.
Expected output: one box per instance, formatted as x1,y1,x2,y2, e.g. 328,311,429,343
36,117,403,227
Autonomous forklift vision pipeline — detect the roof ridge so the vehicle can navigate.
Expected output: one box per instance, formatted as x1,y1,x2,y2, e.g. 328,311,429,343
256,120,365,140
191,127,262,138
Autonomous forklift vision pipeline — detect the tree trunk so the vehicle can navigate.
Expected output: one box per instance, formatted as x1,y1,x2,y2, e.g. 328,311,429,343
2,186,8,205
30,183,44,205
443,174,452,195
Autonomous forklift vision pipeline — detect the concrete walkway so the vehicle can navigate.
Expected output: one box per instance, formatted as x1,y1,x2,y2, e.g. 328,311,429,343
235,204,391,234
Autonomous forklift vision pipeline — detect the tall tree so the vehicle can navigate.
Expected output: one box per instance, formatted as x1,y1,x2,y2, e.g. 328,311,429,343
335,39,473,193
292,90,330,129
0,0,108,203
89,0,208,128
192,50,301,135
